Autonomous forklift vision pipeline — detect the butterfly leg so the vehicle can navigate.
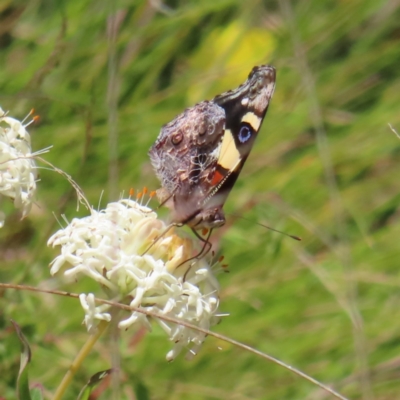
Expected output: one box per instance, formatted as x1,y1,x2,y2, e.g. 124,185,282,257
181,229,213,281
191,228,213,259
140,223,181,256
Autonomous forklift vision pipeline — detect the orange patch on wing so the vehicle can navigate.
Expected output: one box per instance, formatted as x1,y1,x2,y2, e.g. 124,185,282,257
211,170,225,186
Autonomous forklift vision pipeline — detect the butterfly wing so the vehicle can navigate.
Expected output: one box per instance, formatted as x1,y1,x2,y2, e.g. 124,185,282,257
149,101,226,226
149,65,276,230
205,65,276,203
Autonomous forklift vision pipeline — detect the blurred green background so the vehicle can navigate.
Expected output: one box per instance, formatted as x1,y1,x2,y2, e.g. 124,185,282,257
1,0,400,399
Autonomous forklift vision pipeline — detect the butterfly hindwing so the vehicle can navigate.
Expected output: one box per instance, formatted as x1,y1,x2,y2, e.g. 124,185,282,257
149,101,226,226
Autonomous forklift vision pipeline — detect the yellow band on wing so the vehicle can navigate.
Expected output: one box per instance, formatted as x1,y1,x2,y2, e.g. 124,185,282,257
218,129,241,171
241,112,262,131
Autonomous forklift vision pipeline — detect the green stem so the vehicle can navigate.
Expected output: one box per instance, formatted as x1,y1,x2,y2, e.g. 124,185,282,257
52,319,109,400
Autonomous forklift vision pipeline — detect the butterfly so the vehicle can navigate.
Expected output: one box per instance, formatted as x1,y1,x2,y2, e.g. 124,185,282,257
149,65,276,232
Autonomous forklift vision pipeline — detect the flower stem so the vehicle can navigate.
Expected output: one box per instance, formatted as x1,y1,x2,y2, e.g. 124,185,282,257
52,320,109,400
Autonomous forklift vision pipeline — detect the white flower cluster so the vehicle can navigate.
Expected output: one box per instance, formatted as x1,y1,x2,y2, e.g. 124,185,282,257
48,199,221,360
0,107,37,227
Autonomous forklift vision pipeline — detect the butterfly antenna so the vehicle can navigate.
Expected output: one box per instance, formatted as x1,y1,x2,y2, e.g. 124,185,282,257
256,222,301,241
229,214,301,241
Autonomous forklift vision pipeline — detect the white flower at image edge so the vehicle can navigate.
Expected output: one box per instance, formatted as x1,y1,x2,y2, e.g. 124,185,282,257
48,199,222,360
0,107,37,227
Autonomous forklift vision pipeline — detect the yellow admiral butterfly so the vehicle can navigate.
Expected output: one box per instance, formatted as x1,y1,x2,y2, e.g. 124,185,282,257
149,65,276,231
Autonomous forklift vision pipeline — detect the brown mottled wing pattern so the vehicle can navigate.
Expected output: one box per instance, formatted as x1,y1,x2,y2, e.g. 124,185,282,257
149,101,226,226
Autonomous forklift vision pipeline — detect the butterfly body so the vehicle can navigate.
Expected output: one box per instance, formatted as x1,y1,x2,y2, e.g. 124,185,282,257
149,65,276,229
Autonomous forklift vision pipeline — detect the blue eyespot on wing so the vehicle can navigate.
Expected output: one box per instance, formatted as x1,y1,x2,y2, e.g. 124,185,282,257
238,124,253,143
